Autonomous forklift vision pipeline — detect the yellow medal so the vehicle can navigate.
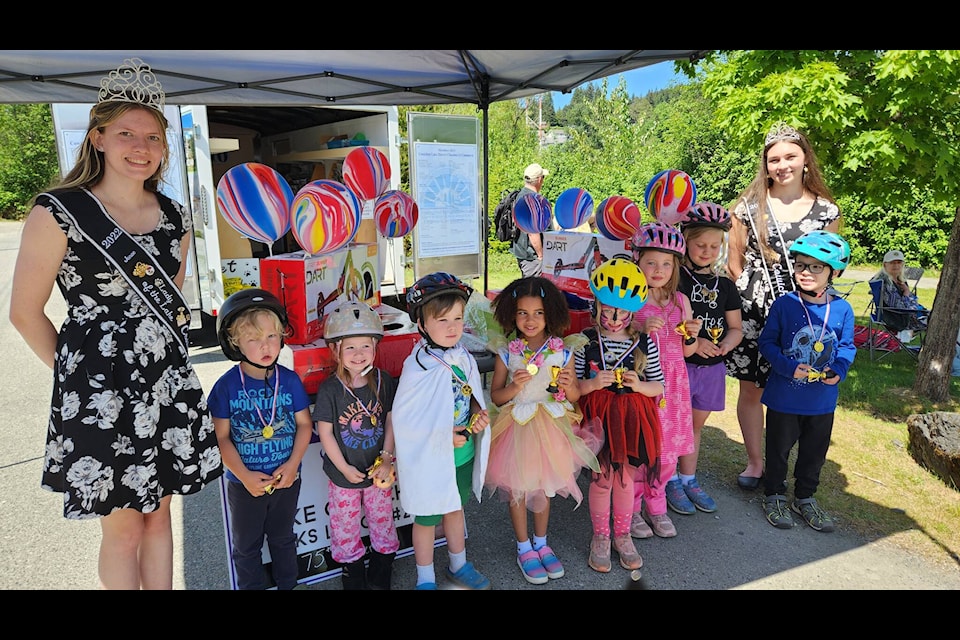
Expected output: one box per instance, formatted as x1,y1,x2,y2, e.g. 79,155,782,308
813,341,824,353
262,425,274,439
526,363,539,375
370,414,377,426
462,384,473,397
659,398,666,409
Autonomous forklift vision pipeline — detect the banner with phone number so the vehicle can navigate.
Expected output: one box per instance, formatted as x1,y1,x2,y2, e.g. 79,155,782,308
219,433,450,589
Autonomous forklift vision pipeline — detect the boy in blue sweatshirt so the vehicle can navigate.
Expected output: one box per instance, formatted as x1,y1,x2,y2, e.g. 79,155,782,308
758,231,856,533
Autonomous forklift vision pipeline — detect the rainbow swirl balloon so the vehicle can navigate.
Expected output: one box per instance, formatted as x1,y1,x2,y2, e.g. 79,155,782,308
554,187,594,230
290,179,361,255
644,169,697,227
216,162,293,245
513,192,553,234
374,190,419,238
595,195,642,240
342,146,391,201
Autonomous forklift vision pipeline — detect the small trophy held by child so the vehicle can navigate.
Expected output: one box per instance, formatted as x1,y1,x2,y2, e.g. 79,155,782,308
546,365,561,393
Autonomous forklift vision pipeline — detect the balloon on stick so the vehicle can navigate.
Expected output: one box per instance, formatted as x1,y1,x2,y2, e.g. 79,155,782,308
374,190,419,238
554,187,594,230
290,179,362,255
644,169,697,226
595,195,642,240
216,162,293,253
513,192,553,234
342,146,391,201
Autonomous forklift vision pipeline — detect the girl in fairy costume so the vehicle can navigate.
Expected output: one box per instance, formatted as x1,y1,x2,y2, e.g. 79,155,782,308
485,276,602,585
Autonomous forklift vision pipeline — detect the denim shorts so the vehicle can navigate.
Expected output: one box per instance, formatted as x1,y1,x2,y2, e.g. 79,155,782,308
686,361,726,412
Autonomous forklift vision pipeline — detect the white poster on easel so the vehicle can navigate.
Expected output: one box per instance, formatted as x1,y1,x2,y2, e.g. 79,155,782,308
412,142,480,258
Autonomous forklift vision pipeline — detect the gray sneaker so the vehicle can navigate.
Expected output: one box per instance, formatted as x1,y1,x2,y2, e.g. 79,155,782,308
792,497,835,532
762,494,794,529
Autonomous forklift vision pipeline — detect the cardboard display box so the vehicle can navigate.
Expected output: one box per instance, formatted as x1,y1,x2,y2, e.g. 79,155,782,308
281,305,421,395
542,231,632,299
260,244,380,345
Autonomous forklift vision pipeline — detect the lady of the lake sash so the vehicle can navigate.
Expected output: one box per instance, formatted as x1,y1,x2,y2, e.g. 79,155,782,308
45,189,192,357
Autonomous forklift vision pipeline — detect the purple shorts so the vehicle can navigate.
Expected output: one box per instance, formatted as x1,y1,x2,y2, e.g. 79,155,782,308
685,361,726,412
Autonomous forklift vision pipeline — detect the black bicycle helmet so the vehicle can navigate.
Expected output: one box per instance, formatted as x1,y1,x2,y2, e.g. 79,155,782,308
217,288,288,364
406,271,473,324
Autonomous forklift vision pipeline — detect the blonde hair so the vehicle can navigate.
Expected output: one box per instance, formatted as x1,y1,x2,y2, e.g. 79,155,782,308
47,101,170,198
331,336,380,394
227,308,286,352
682,225,727,273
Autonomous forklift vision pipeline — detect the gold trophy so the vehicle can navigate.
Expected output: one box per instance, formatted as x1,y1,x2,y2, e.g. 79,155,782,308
614,367,627,393
707,326,723,345
807,369,827,383
546,365,562,393
675,321,697,346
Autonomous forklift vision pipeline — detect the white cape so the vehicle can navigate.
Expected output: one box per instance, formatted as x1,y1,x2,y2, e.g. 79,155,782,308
393,341,490,516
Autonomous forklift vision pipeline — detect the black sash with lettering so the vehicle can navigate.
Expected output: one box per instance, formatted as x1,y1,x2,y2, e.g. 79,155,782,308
46,189,191,356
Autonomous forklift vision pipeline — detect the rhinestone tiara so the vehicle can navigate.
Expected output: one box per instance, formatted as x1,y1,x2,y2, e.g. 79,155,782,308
764,121,802,146
97,57,165,112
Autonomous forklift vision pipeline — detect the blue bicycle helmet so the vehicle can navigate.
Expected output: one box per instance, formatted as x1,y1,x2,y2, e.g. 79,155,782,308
789,230,851,273
589,258,648,312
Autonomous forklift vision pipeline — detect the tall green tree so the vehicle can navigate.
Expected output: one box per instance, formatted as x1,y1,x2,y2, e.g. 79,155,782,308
685,50,960,402
0,104,58,219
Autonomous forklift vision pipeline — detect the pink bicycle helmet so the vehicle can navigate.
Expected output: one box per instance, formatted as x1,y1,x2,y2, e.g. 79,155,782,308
630,221,686,259
680,202,731,231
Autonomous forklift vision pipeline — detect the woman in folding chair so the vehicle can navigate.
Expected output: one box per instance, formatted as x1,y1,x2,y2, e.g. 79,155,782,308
869,249,929,341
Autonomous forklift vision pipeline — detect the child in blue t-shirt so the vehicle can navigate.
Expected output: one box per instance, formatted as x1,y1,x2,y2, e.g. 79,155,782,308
208,289,313,590
758,232,856,534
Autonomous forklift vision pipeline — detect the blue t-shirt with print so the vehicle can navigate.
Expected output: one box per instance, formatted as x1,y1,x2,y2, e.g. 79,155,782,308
208,364,311,482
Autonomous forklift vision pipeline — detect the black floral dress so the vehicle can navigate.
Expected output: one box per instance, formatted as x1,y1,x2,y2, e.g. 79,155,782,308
38,188,223,520
724,196,840,387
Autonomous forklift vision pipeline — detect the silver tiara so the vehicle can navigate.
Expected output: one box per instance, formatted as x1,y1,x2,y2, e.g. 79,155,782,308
764,122,802,146
97,57,165,112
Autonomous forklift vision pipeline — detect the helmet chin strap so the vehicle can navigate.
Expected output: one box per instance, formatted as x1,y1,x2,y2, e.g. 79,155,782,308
240,340,283,370
686,256,712,271
417,325,451,350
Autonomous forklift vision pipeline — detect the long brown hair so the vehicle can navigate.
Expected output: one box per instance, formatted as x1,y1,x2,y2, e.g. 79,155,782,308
732,126,834,264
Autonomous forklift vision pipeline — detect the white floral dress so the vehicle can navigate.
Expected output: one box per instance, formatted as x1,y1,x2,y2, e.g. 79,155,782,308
724,196,840,386
38,189,222,520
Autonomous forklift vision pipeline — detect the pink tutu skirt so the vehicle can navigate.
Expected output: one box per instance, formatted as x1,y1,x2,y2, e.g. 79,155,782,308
484,403,602,513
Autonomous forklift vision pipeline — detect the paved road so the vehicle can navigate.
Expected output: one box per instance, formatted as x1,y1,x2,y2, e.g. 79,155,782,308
1,219,957,590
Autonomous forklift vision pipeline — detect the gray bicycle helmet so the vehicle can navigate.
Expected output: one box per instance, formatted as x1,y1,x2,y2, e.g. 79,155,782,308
324,300,384,342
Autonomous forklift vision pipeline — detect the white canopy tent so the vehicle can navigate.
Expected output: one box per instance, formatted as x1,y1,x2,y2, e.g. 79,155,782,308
0,50,709,290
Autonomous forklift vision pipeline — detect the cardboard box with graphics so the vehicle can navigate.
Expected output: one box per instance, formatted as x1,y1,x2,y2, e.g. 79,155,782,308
260,244,380,345
543,231,631,299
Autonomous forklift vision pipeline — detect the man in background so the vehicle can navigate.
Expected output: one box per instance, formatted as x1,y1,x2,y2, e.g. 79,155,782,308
511,163,549,277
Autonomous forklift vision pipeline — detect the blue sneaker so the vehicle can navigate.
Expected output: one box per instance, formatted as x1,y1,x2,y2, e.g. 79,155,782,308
446,561,491,590
665,479,696,515
682,477,717,513
415,581,437,590
536,545,565,579
517,550,549,584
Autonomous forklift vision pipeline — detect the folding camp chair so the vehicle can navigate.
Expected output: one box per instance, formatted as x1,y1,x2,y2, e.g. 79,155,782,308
827,280,861,299
902,265,924,293
866,279,926,361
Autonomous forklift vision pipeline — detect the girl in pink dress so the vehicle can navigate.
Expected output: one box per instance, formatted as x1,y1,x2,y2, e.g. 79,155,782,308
629,222,701,539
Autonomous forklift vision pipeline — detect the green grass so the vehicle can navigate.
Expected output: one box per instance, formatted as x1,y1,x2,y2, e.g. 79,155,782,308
401,257,960,568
